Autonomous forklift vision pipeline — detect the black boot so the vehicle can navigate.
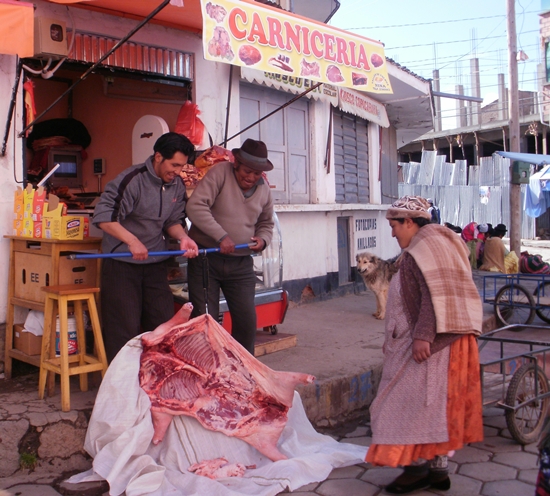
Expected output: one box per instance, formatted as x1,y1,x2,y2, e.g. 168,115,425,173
429,455,451,491
385,464,430,494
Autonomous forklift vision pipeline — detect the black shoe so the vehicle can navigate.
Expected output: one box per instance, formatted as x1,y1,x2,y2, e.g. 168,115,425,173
385,474,430,494
430,476,451,490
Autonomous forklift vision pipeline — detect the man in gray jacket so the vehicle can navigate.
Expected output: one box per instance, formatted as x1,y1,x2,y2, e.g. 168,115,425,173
93,132,198,362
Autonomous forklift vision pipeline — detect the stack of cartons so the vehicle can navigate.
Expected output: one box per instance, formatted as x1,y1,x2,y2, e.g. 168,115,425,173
22,184,34,237
13,187,24,236
13,188,86,240
32,186,46,238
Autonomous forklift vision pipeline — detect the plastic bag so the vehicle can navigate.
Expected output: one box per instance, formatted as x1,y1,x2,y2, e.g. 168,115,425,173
175,101,205,146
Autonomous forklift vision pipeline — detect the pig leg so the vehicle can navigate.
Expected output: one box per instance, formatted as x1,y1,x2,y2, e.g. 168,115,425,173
150,409,174,445
142,303,193,346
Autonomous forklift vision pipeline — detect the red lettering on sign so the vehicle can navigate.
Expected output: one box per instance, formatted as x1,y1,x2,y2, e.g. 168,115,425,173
310,30,324,58
267,16,283,48
356,44,371,71
336,37,350,65
323,33,336,61
284,21,301,52
247,12,268,44
228,8,247,40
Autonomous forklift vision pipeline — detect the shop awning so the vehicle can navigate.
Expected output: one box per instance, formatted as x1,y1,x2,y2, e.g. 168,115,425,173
0,1,34,57
201,0,392,93
46,0,392,93
240,67,338,104
47,0,203,32
337,87,389,127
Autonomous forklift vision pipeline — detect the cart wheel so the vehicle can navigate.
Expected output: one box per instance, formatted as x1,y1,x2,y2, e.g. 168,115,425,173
505,362,550,444
533,282,550,324
494,284,535,326
270,325,278,335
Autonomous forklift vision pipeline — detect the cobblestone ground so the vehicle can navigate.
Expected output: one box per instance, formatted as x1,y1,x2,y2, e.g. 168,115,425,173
280,406,540,496
3,407,541,496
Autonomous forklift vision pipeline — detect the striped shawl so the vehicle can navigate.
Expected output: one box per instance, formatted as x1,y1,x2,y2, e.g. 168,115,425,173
406,223,483,336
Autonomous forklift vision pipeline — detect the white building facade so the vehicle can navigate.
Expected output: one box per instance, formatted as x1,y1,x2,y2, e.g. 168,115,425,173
0,0,434,324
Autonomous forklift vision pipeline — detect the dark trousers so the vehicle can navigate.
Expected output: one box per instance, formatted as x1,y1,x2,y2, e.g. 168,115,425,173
188,253,257,354
100,258,173,362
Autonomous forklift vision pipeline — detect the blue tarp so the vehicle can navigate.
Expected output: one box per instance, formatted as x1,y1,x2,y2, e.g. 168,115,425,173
496,152,550,217
496,151,550,165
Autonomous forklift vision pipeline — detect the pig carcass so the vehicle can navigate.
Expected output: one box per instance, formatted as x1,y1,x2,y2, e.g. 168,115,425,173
139,305,315,462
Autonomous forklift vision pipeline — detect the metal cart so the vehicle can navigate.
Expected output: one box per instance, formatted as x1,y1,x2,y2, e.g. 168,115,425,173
478,324,550,444
482,273,550,326
172,212,288,334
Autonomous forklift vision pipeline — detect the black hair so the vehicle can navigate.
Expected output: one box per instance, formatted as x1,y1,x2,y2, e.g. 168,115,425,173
153,132,195,161
389,217,431,227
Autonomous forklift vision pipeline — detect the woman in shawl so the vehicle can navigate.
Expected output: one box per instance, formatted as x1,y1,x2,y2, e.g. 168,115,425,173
366,196,484,494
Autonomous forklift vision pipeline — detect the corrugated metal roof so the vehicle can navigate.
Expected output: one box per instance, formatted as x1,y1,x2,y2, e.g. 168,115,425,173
70,32,194,79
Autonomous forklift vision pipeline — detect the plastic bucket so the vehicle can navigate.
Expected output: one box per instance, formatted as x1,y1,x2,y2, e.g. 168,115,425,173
55,316,78,355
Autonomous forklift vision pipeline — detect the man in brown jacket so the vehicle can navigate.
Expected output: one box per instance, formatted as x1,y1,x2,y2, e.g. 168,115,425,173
186,139,274,353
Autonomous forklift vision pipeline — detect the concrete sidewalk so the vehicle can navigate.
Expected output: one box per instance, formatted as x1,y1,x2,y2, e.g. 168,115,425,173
0,280,499,494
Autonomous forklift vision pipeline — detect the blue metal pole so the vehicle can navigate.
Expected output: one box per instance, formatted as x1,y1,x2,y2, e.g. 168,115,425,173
68,243,255,260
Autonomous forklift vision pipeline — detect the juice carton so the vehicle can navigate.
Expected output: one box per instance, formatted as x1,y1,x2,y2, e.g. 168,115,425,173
22,217,34,238
13,186,24,221
23,184,34,219
33,221,43,238
13,218,23,236
32,186,46,222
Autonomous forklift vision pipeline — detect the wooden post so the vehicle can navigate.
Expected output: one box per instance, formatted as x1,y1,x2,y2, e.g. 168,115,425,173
507,0,521,255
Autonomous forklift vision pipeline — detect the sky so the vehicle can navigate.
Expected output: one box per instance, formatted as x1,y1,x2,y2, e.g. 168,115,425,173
330,0,541,128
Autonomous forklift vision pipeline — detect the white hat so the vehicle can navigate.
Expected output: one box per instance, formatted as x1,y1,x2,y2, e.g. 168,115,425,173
478,223,489,233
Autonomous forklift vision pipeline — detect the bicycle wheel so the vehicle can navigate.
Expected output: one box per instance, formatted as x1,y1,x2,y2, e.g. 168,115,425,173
533,282,550,324
505,362,550,444
494,284,535,326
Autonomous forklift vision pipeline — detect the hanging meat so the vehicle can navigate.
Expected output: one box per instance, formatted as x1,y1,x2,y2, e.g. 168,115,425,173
139,304,315,462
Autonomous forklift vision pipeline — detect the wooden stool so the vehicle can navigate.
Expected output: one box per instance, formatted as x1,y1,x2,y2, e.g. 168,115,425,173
38,284,108,412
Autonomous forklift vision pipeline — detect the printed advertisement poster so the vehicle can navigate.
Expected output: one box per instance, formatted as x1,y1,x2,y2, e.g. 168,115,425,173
201,0,393,94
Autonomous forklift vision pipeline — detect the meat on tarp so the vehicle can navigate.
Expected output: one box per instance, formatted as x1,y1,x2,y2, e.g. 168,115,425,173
139,304,315,462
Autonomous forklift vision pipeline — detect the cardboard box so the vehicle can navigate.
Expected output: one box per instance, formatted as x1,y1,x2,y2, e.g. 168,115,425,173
13,323,42,356
14,186,24,221
23,184,34,219
14,250,98,302
32,186,46,221
43,195,83,240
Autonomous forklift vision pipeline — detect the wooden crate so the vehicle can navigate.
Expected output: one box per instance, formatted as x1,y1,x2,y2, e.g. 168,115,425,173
13,251,97,303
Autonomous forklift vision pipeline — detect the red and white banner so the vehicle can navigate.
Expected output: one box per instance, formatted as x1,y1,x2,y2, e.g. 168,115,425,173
338,87,389,127
201,0,393,94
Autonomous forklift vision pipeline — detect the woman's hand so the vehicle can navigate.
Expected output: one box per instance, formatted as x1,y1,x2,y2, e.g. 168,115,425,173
412,339,431,363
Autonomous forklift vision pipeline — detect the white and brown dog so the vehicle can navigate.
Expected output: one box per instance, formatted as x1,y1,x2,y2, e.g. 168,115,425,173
356,252,399,320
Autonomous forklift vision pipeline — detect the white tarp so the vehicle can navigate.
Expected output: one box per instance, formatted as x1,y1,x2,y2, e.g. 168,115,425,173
67,335,367,496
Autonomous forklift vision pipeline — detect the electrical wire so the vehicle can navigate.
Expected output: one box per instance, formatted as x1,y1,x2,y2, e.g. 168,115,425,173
342,10,538,30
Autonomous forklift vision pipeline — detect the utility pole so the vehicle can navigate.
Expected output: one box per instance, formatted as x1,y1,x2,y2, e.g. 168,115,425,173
507,0,521,256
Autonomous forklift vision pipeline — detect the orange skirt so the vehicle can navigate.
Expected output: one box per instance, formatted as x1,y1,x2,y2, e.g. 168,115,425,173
366,334,483,467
